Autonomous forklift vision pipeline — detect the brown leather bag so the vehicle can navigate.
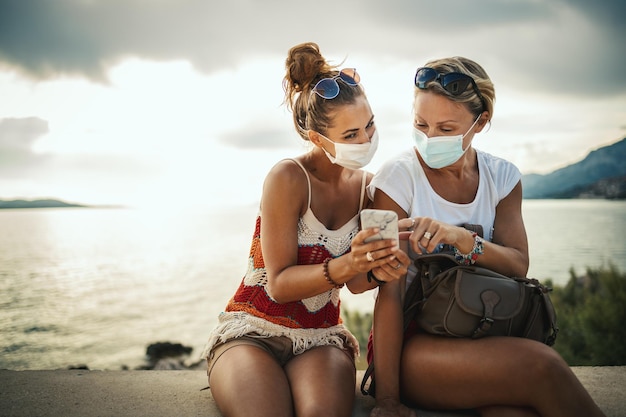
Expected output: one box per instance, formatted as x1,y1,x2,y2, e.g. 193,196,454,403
405,251,558,345
361,229,558,397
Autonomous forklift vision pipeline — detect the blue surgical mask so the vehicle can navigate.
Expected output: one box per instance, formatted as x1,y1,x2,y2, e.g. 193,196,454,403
412,116,480,169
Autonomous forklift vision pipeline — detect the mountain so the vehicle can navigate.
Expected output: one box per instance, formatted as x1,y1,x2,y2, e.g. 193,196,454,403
522,138,626,199
0,198,86,209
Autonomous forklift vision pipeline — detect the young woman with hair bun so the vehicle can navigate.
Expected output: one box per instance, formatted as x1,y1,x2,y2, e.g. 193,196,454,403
203,42,409,417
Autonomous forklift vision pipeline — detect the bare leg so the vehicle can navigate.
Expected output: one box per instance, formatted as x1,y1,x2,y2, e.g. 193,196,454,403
400,334,605,417
285,345,356,417
479,405,539,417
209,345,293,417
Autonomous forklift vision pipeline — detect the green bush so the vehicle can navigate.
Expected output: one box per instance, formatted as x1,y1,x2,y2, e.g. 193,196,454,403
341,308,372,369
342,264,626,367
549,264,626,365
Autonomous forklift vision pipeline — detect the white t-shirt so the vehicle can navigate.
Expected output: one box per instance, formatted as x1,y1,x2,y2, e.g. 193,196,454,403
368,147,521,286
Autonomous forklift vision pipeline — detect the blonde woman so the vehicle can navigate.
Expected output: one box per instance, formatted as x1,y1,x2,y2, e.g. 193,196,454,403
368,57,606,417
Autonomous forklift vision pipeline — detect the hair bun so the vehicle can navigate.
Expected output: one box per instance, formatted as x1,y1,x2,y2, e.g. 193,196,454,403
284,42,330,93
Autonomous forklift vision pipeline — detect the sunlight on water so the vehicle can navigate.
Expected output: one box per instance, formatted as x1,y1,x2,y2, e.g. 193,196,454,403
0,200,624,370
523,200,626,282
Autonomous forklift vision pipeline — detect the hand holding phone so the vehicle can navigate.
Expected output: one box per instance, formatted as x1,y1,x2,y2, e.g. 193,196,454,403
360,209,399,243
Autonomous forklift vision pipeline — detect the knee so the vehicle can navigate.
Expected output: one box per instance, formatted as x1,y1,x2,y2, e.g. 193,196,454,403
524,343,571,388
296,398,354,417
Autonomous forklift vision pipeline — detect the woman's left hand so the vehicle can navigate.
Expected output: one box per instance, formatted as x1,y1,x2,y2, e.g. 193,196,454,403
398,216,474,255
368,246,411,285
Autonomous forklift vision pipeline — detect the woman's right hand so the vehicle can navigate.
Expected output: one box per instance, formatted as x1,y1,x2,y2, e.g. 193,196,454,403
350,228,410,283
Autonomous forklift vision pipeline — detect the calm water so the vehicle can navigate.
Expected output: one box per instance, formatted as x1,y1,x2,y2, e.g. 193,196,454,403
1,200,625,370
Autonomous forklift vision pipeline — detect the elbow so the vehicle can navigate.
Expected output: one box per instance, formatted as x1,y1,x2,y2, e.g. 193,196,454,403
519,252,530,277
265,279,289,304
513,254,529,278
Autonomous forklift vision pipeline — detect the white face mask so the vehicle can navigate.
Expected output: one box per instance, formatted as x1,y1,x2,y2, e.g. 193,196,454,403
412,116,480,169
319,129,379,169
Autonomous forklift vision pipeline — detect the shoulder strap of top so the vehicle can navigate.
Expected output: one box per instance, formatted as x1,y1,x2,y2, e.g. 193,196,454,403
359,170,367,209
287,158,312,209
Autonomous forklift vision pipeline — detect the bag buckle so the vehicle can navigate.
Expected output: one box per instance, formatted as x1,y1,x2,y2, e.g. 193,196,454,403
473,317,494,338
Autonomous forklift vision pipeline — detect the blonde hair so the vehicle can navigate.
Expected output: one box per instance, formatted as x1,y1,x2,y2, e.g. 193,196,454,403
415,56,495,121
283,42,364,140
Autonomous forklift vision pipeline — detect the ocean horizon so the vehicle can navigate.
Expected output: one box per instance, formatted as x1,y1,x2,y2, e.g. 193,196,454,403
1,199,625,371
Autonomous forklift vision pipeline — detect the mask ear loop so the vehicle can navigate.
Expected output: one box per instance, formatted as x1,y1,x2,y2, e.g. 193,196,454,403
460,114,483,152
307,130,334,157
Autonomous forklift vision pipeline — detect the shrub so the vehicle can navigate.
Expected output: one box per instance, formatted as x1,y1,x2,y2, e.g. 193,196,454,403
342,264,626,367
550,264,626,365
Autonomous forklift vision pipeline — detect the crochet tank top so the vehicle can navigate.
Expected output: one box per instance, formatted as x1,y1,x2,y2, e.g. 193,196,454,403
204,159,366,356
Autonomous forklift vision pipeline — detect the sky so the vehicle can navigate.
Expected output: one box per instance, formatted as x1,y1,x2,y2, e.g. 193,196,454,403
0,0,625,209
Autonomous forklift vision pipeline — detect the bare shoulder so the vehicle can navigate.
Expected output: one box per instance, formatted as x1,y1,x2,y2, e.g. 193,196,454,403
265,158,308,189
262,158,309,215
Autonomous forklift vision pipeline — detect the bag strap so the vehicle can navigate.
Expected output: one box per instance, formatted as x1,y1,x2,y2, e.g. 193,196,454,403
361,253,443,396
361,360,375,396
541,292,558,345
514,277,558,345
361,224,483,396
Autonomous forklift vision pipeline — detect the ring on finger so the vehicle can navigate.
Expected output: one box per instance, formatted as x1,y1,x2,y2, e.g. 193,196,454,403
423,231,432,240
366,251,375,262
393,262,402,270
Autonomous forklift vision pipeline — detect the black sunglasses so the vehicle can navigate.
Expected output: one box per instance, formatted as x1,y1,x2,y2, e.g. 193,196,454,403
312,68,360,100
415,67,485,110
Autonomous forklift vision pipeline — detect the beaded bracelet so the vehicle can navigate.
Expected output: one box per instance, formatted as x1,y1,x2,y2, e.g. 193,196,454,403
367,270,386,286
323,257,344,289
453,232,484,265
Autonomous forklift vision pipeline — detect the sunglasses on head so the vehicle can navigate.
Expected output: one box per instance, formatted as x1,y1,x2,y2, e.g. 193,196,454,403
312,68,360,99
415,67,485,110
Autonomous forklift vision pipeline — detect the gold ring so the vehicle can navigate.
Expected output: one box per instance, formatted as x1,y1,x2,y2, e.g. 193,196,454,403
423,231,432,240
366,252,374,262
393,262,402,270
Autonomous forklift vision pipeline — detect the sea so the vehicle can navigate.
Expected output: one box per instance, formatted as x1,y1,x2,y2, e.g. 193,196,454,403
1,200,625,371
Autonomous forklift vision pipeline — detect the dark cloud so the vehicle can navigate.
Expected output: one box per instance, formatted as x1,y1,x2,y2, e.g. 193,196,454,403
0,0,624,96
563,0,626,30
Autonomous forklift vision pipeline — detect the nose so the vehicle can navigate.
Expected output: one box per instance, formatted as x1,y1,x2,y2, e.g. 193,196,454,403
356,132,371,144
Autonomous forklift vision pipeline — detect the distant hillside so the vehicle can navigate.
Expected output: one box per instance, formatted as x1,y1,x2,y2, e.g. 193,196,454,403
0,199,86,209
522,138,626,199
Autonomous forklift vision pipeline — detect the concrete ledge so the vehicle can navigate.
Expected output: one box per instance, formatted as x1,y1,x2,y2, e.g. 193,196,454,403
0,368,624,417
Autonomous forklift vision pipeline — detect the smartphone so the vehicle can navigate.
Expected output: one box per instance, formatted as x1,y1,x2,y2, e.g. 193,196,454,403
360,209,399,243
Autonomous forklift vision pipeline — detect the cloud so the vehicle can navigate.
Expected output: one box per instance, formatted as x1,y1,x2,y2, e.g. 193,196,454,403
0,116,161,202
218,125,299,150
0,117,50,174
1,0,623,97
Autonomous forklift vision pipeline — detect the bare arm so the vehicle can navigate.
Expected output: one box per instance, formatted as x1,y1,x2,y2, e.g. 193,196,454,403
262,161,405,303
369,190,415,415
405,181,529,277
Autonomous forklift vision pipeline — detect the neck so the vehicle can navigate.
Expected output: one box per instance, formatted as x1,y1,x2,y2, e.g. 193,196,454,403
304,148,346,182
